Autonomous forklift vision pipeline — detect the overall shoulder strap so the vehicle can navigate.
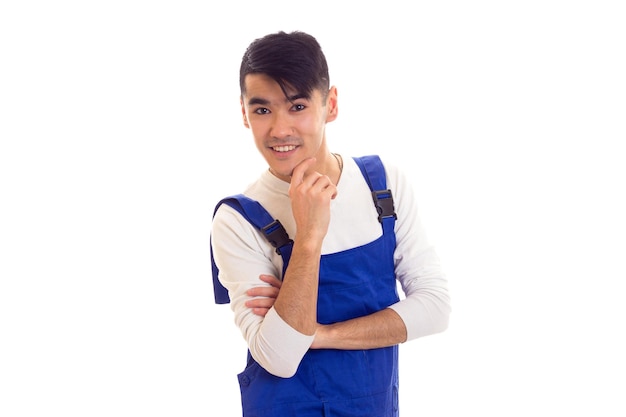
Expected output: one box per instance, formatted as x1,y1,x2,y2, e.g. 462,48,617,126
211,194,293,304
353,155,387,190
353,155,397,225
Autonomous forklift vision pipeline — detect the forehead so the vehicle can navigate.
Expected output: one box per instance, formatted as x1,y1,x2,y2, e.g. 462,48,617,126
242,73,319,104
243,73,289,95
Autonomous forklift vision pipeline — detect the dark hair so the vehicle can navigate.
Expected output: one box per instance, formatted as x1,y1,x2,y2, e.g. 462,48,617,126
239,31,330,100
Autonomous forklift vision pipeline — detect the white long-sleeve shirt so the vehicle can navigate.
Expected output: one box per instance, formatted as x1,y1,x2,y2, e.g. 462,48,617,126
211,156,450,377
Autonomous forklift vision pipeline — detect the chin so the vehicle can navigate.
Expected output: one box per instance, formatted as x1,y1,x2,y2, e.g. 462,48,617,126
268,163,294,180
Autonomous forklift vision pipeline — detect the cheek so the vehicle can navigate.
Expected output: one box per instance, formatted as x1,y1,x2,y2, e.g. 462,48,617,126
249,124,271,151
297,114,323,134
248,119,267,137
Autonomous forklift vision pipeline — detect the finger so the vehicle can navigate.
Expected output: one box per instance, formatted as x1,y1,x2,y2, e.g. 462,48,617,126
290,157,316,185
259,274,282,288
247,286,279,298
307,174,337,199
301,171,324,188
308,173,332,190
251,307,270,317
245,298,276,309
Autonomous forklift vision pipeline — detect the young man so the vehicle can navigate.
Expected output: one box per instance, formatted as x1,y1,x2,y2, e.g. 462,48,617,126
211,31,450,416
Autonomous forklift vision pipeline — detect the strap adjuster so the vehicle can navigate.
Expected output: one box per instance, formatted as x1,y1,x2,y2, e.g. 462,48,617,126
261,220,293,255
372,190,397,223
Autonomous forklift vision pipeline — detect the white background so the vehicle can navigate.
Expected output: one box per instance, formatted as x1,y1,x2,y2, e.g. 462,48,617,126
1,1,625,416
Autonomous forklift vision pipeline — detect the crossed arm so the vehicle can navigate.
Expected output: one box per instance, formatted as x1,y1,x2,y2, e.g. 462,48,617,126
247,158,408,351
246,274,408,350
215,159,450,377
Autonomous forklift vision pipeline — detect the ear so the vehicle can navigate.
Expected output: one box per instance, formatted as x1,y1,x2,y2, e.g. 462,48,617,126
240,97,250,129
325,86,339,123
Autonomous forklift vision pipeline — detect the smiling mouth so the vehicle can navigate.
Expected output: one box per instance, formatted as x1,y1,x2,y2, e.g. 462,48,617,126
272,145,297,152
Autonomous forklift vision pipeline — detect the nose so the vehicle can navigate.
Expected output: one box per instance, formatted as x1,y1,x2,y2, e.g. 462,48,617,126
270,112,294,139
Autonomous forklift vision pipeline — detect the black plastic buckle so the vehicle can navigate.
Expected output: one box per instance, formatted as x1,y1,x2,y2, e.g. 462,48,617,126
261,220,293,255
372,190,397,223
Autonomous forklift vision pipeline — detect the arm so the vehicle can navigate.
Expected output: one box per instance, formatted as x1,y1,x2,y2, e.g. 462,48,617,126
314,164,450,348
273,158,336,336
309,243,450,350
212,158,337,377
311,308,407,349
211,208,314,378
248,162,450,350
247,281,408,349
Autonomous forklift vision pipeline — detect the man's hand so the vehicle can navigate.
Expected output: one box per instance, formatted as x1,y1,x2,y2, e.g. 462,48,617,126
248,158,337,333
246,274,282,317
289,157,337,242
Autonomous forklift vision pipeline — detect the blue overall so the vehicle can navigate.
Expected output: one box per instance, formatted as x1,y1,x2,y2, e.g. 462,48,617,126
211,156,400,416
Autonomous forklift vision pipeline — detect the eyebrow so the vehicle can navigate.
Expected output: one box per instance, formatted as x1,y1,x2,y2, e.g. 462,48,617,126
247,93,310,106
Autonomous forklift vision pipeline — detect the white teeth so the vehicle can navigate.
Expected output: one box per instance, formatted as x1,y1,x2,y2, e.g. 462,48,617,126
273,145,296,152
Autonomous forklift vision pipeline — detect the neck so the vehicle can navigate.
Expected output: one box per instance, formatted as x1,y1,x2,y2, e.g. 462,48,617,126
311,150,343,185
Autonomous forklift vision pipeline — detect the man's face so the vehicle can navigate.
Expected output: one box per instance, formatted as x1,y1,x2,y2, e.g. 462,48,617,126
240,73,338,182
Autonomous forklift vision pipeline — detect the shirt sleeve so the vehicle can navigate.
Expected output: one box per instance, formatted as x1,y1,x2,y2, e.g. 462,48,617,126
211,205,314,378
385,164,452,340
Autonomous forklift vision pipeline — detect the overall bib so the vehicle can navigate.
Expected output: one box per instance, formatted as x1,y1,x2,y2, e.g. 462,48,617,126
212,156,400,417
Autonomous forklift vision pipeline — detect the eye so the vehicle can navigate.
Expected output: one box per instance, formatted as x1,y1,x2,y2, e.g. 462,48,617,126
254,107,270,115
292,103,306,111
